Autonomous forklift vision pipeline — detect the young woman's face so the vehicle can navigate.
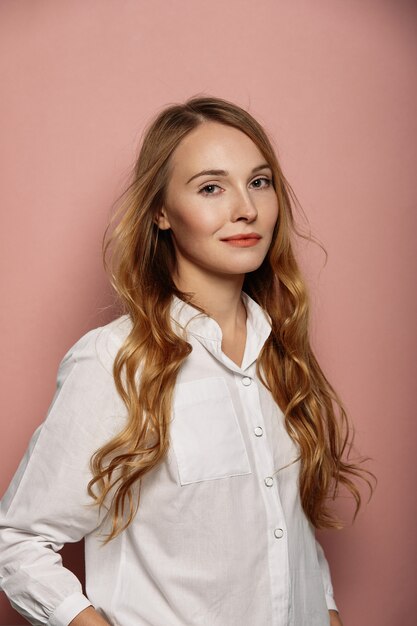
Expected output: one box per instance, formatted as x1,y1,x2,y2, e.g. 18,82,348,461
157,121,279,283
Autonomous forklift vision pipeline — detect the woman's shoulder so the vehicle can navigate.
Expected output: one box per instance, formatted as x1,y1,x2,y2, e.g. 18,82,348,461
59,313,133,377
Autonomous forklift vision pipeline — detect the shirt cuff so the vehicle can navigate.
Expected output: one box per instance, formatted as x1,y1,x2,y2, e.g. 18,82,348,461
325,593,338,612
47,592,92,626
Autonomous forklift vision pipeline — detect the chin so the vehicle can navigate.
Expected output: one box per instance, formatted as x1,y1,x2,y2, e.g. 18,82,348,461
197,250,269,276
218,260,267,275
233,254,268,273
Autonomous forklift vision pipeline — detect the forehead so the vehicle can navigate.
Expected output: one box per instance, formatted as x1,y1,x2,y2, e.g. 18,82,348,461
169,121,265,173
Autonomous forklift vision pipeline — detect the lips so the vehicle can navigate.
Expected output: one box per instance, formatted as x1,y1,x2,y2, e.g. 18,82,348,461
221,233,261,241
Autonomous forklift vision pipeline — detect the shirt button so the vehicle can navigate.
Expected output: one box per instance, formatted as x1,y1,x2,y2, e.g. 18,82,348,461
274,528,284,539
264,476,274,487
254,426,263,437
241,377,252,386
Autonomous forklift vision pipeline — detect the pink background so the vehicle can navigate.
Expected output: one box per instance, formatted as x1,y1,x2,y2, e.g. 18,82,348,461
1,1,416,624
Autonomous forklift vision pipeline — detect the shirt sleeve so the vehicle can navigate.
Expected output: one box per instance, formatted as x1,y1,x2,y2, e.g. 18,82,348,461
0,324,127,626
315,538,339,612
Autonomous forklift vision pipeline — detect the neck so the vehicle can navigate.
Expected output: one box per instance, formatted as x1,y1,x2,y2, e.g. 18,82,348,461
173,266,247,332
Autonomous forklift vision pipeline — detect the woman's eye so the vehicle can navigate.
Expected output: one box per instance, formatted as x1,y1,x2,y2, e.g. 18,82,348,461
251,177,272,189
198,177,272,196
199,184,221,196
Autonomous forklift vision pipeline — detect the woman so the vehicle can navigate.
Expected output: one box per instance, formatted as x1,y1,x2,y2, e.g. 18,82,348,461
0,95,374,625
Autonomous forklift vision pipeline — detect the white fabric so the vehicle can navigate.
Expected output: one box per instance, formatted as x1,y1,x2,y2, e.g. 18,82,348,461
0,292,338,625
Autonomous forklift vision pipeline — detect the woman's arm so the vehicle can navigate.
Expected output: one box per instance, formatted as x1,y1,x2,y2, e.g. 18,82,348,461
315,538,344,624
69,607,111,626
315,538,339,612
329,609,344,625
0,325,126,625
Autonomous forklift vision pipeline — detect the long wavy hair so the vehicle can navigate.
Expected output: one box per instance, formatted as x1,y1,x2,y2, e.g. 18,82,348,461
88,94,375,542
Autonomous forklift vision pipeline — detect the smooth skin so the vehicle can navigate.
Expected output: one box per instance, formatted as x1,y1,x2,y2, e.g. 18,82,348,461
157,120,278,367
68,121,344,626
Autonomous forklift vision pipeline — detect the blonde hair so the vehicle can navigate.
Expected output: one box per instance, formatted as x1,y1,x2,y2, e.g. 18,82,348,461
88,94,375,542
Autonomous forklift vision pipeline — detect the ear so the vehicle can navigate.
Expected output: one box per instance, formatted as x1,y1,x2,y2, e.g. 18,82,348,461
154,206,171,230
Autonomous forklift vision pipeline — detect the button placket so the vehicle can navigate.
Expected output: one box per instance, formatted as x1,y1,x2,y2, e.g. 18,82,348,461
236,370,288,564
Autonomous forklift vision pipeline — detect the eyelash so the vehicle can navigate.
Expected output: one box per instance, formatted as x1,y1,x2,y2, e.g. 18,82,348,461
198,177,273,196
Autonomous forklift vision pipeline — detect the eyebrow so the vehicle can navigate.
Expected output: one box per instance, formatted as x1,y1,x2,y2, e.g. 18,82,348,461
186,163,272,184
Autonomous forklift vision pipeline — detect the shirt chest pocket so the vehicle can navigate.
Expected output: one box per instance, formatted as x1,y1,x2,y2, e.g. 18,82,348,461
170,377,252,485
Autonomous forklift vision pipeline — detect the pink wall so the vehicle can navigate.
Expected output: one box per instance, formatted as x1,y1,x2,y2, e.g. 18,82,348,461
1,1,416,624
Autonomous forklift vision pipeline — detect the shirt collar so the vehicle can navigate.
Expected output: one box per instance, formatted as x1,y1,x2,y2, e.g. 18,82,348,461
170,292,272,373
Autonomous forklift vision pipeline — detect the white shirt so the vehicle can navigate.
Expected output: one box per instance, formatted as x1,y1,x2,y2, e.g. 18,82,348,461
0,292,338,626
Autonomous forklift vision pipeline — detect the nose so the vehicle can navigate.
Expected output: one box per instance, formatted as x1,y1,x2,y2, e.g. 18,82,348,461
230,187,258,222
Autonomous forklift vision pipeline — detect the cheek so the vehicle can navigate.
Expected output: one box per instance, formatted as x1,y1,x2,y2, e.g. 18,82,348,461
266,201,279,229
171,206,221,241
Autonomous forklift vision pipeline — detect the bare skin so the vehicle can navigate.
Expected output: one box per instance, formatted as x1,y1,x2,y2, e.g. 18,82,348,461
329,608,344,625
68,606,110,625
220,302,247,367
156,121,278,366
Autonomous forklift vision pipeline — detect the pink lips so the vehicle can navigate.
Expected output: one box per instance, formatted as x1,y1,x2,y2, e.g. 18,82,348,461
221,232,261,247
